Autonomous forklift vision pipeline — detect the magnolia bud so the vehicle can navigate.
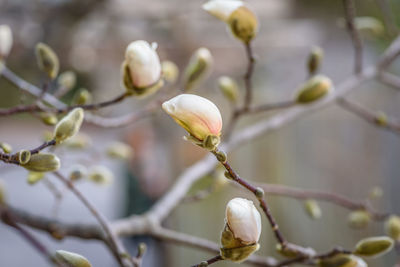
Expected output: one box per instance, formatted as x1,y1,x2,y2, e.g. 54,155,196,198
58,71,77,91
63,133,91,149
22,153,60,172
348,210,370,229
214,150,227,163
374,111,387,126
18,150,31,165
354,236,394,257
27,172,45,185
53,108,84,144
73,89,92,105
0,25,12,60
40,112,58,126
55,250,92,267
0,142,12,153
106,141,134,160
307,46,323,75
355,17,384,37
161,60,179,83
0,179,6,205
276,244,300,258
385,215,400,241
88,166,113,185
162,94,222,144
203,0,258,43
35,42,59,79
220,198,261,262
304,199,322,220
369,186,383,199
295,75,333,104
218,76,239,103
183,48,213,91
69,164,88,181
318,254,366,267
122,40,163,97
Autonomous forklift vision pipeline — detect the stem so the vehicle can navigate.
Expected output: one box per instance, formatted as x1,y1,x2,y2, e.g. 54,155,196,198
243,42,256,110
191,255,223,267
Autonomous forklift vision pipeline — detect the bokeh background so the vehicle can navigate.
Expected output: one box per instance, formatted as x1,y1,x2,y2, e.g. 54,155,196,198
0,0,400,266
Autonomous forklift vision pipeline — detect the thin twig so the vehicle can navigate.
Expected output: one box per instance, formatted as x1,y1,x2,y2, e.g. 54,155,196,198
244,42,256,109
191,255,223,267
374,0,398,37
0,139,56,165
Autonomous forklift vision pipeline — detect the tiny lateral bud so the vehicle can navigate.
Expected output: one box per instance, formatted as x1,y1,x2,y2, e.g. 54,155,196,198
18,150,31,165
215,150,227,163
40,112,58,126
374,111,387,126
22,153,60,172
87,165,114,185
385,215,400,241
55,250,92,267
27,172,45,185
218,76,239,103
199,261,208,267
0,179,6,205
35,42,59,79
296,75,333,104
58,71,77,91
137,242,147,257
106,141,134,160
369,186,383,199
354,236,394,257
304,199,322,220
73,89,92,105
161,60,179,83
307,46,323,75
183,48,213,91
0,142,12,153
224,171,233,179
348,210,370,229
53,108,84,144
254,187,264,199
68,164,88,181
63,133,91,149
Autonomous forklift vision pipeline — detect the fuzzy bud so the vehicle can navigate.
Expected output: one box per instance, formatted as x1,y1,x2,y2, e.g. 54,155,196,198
0,179,6,205
0,25,12,60
40,112,58,126
307,46,323,75
215,150,227,163
296,75,333,104
22,153,60,172
162,94,222,142
53,108,84,144
304,199,322,220
385,215,400,241
122,40,163,97
183,48,213,91
63,133,91,149
374,111,387,126
69,164,88,181
354,236,394,257
18,150,31,165
369,186,383,199
58,71,77,91
348,210,370,229
355,17,384,37
161,60,179,83
218,76,239,103
106,141,134,160
0,142,12,154
73,89,92,105
318,254,366,267
55,250,92,267
88,166,114,185
35,42,59,79
27,172,45,185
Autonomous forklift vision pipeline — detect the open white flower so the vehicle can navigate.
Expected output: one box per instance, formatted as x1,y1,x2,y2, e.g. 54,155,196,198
162,94,222,141
202,0,244,22
0,25,13,59
225,198,261,244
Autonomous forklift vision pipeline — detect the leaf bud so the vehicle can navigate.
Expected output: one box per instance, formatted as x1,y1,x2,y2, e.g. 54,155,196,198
307,46,324,75
55,250,92,267
58,71,77,91
295,75,333,104
0,142,12,153
218,76,239,103
106,141,134,160
22,153,60,172
348,210,370,229
183,48,213,91
68,164,88,181
87,165,114,185
17,150,31,165
354,236,394,257
63,133,91,149
304,199,322,220
161,60,179,83
53,108,84,144
73,89,92,105
27,172,45,185
40,112,58,126
35,42,59,79
385,215,400,241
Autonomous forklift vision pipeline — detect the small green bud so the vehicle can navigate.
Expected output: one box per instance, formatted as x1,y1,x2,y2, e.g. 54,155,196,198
385,215,400,241
0,142,12,153
58,71,77,91
369,186,383,199
18,150,31,165
199,261,208,267
42,131,54,142
73,88,92,105
27,172,45,185
106,141,134,160
203,135,220,151
307,46,323,75
348,210,370,229
355,17,384,37
40,112,58,126
137,242,147,257
218,76,239,103
276,243,301,258
88,166,114,185
374,111,387,126
22,153,60,172
63,133,91,149
214,150,227,163
304,199,322,220
354,236,394,257
227,6,258,44
318,254,366,267
220,243,259,262
224,171,233,179
69,164,88,181
183,48,213,91
35,42,59,79
213,167,229,190
55,250,92,267
296,75,333,104
161,60,179,83
0,179,6,205
255,187,264,199
53,108,84,144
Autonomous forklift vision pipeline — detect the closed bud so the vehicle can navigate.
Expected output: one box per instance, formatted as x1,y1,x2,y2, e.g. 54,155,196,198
137,242,147,257
40,112,58,126
218,76,239,103
22,153,60,172
88,166,114,185
68,164,88,181
53,108,84,144
0,25,12,60
0,142,12,153
58,71,77,91
348,210,370,229
214,150,227,163
161,60,179,83
0,179,6,205
183,48,213,91
122,40,163,97
254,187,264,199
63,133,91,149
276,244,301,259
354,236,394,257
55,250,92,267
355,17,384,37
162,94,223,142
369,186,383,199
106,141,134,160
374,111,387,126
304,199,322,220
385,215,400,241
318,254,366,267
307,46,324,75
35,42,59,79
18,150,31,165
73,89,92,105
27,172,45,185
203,134,220,151
296,75,333,104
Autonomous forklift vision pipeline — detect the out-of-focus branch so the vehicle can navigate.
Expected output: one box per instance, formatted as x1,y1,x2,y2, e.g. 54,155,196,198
374,0,398,37
380,72,400,89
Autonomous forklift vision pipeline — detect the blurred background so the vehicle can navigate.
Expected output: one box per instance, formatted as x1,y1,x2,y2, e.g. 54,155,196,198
0,0,400,266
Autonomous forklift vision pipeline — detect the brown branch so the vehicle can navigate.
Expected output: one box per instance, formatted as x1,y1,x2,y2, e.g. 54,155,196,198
0,139,56,165
243,42,256,110
374,0,398,37
380,72,400,89
191,255,223,267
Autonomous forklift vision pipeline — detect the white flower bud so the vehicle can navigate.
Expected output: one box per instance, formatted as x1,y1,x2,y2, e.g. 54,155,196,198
202,0,244,22
122,40,162,96
0,25,12,60
162,94,222,142
225,197,261,244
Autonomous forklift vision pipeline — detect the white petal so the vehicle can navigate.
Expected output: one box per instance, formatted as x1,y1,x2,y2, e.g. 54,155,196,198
0,25,13,58
202,0,244,22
